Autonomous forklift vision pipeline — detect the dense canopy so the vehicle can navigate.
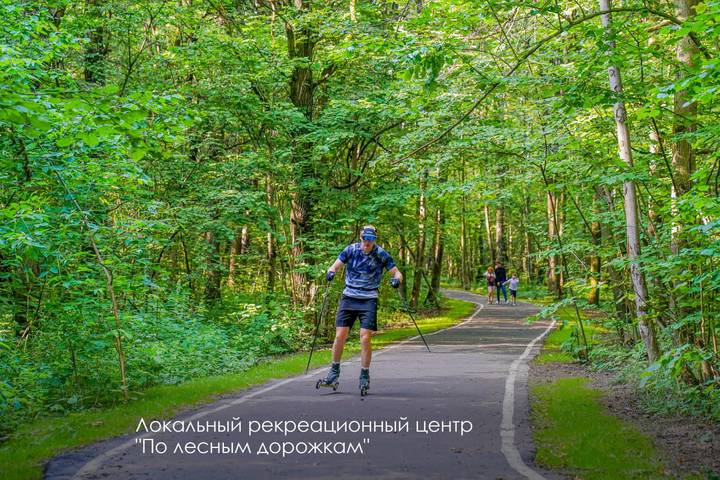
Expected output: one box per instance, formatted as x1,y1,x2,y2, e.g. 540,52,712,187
1,0,719,431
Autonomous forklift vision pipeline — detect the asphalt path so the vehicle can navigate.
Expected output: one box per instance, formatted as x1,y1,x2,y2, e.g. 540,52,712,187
45,289,562,480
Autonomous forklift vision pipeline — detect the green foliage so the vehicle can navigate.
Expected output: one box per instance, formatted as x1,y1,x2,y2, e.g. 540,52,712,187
1,0,720,460
532,377,666,479
0,290,305,434
534,324,575,364
0,297,473,480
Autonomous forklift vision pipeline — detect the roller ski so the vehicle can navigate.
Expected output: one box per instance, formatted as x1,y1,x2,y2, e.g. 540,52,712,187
359,368,370,397
316,363,340,391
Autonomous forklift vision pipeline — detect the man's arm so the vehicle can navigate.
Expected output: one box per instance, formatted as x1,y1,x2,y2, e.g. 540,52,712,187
388,266,403,282
328,258,344,274
328,245,353,276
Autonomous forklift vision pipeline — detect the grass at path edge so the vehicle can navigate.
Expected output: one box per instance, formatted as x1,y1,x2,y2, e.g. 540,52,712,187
531,377,666,480
0,298,475,480
529,305,671,479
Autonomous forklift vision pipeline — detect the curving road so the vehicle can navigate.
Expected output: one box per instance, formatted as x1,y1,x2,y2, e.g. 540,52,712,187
45,289,561,480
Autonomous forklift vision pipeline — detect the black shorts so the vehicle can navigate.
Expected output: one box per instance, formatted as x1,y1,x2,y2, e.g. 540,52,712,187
335,295,378,331
509,289,517,297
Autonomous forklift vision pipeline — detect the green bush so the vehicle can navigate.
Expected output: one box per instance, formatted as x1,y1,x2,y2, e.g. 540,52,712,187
0,291,307,436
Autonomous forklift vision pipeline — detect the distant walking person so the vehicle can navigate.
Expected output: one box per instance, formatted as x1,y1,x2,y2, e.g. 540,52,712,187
505,273,520,306
494,262,508,304
484,267,496,305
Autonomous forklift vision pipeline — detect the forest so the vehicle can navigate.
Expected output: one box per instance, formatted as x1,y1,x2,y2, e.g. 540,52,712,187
1,0,719,445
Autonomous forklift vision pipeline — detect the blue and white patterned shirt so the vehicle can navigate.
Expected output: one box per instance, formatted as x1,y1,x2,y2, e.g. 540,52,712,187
338,243,396,299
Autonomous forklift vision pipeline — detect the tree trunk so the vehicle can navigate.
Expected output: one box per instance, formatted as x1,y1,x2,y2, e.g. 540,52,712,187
495,206,506,264
671,0,698,209
425,206,444,306
588,191,602,305
286,0,320,306
84,0,109,84
599,0,660,363
411,175,427,309
558,191,566,290
648,129,672,328
670,0,698,314
281,0,337,306
507,221,513,264
522,196,533,281
601,213,632,342
671,0,700,383
266,176,276,293
547,190,561,299
398,233,409,301
460,160,470,288
484,204,495,265
204,230,222,303
478,224,486,274
227,226,247,289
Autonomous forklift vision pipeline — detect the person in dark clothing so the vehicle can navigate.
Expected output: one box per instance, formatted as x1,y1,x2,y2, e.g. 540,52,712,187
494,262,508,304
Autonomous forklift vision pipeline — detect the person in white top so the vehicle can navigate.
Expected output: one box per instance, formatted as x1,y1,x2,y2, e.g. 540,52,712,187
504,273,520,306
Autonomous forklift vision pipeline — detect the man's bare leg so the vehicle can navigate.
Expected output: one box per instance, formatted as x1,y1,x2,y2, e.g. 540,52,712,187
359,328,374,368
332,326,350,363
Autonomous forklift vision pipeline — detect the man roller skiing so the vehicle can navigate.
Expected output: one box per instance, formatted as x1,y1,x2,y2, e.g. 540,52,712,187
316,225,403,396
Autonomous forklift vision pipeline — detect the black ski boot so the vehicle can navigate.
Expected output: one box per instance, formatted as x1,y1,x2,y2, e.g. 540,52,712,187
359,368,370,397
316,363,340,391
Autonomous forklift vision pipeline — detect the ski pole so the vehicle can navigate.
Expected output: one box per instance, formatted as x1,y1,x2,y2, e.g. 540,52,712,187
397,290,431,352
305,279,333,374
